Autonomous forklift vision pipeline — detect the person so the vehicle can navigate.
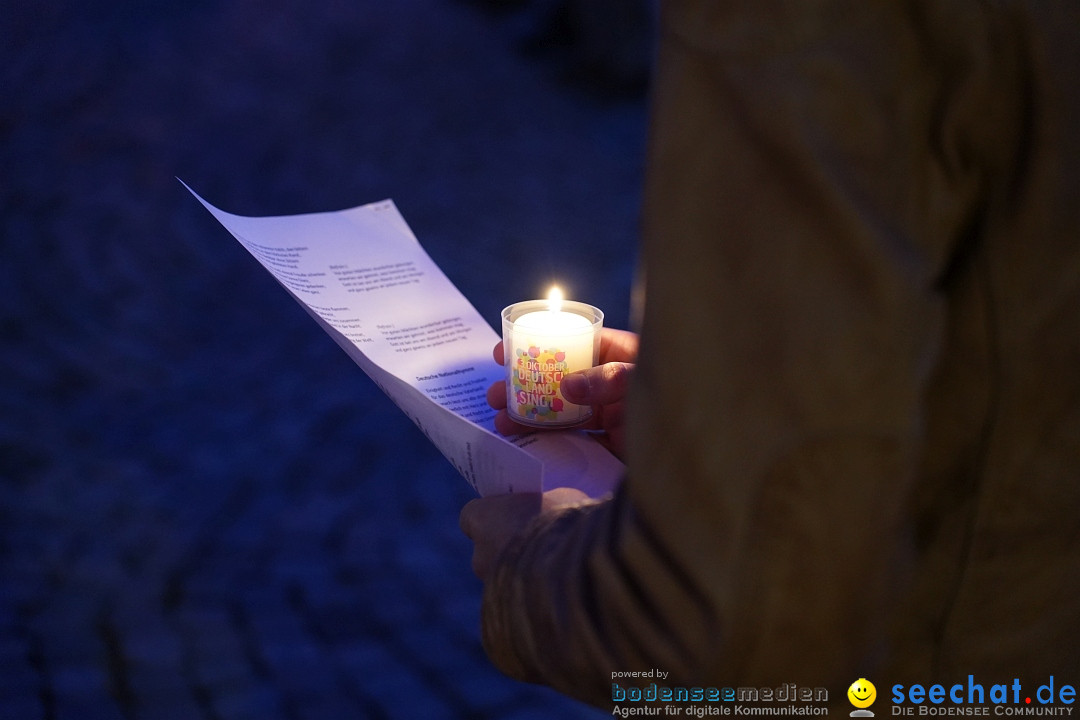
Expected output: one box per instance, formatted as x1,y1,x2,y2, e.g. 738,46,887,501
461,0,1080,710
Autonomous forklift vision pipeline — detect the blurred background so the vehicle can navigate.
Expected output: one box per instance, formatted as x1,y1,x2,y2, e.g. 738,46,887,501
1,0,652,718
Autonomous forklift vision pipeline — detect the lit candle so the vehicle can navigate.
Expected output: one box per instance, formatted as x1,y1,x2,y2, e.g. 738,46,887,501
501,287,603,428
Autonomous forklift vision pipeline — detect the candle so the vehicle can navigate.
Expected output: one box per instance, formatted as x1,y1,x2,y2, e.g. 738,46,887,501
501,287,603,428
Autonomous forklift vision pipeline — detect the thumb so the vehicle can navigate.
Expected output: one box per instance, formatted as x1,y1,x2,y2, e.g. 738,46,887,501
561,362,633,405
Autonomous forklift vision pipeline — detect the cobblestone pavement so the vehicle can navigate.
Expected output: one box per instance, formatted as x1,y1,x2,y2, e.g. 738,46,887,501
1,1,647,718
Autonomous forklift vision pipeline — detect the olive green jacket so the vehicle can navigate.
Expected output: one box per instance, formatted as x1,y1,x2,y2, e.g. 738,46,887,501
481,0,1080,707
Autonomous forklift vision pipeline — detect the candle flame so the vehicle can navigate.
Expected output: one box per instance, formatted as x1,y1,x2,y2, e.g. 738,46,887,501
547,286,563,313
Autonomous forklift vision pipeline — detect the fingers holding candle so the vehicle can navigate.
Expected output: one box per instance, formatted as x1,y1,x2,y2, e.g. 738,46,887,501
485,350,532,435
486,328,639,460
562,361,633,460
597,327,640,366
486,378,508,410
485,370,541,435
560,362,634,406
487,362,634,459
492,340,505,366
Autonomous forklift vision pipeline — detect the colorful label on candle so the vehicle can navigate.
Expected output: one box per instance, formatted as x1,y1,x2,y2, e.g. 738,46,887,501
512,345,573,422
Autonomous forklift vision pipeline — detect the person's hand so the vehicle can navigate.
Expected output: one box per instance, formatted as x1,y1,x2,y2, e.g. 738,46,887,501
459,487,592,582
486,328,639,460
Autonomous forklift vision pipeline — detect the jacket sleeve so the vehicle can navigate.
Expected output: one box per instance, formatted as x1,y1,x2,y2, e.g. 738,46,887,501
479,0,1015,705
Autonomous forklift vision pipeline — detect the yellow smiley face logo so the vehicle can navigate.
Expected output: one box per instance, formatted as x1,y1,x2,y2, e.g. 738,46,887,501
848,679,877,709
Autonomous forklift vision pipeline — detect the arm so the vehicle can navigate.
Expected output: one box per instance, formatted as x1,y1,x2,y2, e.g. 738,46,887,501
467,0,994,704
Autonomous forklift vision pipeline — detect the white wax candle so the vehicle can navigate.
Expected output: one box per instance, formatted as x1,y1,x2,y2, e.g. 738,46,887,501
513,309,592,334
501,289,602,428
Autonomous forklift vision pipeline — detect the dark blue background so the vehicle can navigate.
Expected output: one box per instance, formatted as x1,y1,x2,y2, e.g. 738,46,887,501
0,1,649,717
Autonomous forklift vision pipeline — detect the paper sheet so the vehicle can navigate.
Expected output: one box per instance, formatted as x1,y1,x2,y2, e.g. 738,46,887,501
183,182,623,497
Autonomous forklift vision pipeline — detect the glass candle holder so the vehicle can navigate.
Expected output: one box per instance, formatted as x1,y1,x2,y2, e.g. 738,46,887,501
501,295,603,428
